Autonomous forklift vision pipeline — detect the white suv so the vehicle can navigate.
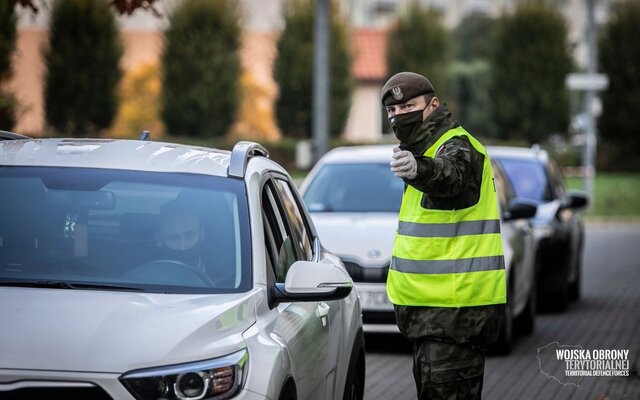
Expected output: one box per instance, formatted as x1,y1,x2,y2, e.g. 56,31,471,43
0,135,364,400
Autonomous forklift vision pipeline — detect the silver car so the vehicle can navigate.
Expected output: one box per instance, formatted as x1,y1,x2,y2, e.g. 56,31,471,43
0,136,364,400
301,144,538,353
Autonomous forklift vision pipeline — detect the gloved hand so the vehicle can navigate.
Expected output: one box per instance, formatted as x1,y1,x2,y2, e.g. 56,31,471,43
390,146,417,179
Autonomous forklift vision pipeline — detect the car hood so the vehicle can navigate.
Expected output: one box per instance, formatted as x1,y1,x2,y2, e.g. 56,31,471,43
0,287,257,373
311,212,398,267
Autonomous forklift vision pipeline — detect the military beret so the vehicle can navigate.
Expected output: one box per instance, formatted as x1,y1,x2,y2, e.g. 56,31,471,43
381,72,435,106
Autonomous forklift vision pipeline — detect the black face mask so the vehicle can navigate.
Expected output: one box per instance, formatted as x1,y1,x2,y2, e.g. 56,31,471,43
389,109,425,143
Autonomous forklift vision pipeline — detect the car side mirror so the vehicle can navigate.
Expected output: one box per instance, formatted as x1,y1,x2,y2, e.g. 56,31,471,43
503,198,538,221
273,261,353,302
563,190,589,209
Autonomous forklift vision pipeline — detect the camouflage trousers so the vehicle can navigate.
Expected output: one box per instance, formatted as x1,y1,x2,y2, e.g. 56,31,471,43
412,338,484,400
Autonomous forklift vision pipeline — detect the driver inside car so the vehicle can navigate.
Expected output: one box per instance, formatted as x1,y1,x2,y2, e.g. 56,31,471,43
155,201,208,275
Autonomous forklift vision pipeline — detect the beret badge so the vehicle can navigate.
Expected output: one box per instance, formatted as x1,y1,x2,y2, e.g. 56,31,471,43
392,86,403,101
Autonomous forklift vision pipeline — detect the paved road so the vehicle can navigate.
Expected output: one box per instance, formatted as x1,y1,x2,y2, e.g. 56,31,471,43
364,222,640,400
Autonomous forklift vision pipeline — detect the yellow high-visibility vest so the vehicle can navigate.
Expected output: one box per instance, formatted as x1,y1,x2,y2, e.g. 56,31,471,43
386,127,506,307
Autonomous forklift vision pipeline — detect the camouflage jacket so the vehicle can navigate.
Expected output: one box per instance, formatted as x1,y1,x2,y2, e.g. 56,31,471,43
400,104,482,210
395,104,503,349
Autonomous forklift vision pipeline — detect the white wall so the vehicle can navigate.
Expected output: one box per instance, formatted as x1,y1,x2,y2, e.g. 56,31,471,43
343,83,383,143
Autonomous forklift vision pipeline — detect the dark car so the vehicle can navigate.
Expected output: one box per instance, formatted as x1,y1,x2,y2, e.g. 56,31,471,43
488,146,589,312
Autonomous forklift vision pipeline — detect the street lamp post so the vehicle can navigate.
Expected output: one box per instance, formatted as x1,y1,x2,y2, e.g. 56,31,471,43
567,0,607,204
312,0,330,163
584,0,597,201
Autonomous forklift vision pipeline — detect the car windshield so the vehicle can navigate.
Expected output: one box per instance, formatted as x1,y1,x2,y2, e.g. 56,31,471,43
303,163,403,212
0,167,251,294
497,158,551,202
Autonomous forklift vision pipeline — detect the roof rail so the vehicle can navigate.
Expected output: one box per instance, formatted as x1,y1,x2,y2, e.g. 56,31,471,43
0,130,30,141
140,130,150,141
228,141,270,179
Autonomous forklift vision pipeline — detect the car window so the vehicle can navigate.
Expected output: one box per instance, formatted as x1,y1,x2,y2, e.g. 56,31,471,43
496,158,553,202
0,167,251,294
547,159,566,199
303,163,403,212
261,181,298,283
272,178,313,261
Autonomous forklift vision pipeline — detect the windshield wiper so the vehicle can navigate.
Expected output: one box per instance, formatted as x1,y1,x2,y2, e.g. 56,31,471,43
0,280,145,292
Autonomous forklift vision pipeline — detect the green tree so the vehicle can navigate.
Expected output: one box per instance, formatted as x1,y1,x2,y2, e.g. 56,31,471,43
598,1,640,167
0,1,17,129
447,60,495,138
454,13,495,62
44,0,122,136
274,0,353,139
161,0,241,138
490,1,572,143
386,1,450,96
448,13,497,138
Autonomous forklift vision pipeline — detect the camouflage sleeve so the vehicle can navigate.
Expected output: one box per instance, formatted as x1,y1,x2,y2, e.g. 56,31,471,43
404,137,473,197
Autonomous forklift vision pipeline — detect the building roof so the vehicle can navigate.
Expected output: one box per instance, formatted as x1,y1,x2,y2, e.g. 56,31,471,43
351,29,387,82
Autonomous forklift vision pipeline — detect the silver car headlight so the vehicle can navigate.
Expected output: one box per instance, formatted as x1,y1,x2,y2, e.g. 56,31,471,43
120,349,248,400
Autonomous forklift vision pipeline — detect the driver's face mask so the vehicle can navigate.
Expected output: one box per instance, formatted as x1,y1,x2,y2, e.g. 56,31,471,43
156,213,204,264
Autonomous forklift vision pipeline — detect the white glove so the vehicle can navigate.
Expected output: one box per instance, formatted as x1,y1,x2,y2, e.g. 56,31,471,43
390,146,417,179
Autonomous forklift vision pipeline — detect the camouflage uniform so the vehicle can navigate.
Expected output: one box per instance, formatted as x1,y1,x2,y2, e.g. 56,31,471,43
395,104,504,400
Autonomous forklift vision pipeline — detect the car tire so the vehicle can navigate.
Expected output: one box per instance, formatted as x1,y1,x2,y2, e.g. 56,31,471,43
342,352,365,400
343,330,365,400
278,379,297,400
538,263,569,313
515,280,536,335
569,244,582,301
550,267,570,312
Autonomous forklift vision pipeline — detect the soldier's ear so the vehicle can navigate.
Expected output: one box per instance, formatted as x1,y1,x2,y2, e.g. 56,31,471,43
430,96,440,110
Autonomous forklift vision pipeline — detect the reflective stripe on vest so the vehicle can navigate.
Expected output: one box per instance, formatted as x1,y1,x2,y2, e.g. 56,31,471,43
386,126,507,307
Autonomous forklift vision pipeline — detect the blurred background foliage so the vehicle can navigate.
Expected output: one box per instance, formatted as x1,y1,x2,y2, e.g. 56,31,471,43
489,0,572,145
111,63,163,139
230,72,281,141
386,1,450,98
447,13,496,139
43,0,122,136
161,0,241,138
2,0,640,176
274,0,353,140
598,0,640,172
453,12,495,63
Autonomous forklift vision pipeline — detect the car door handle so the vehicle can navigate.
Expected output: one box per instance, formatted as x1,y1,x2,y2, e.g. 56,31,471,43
316,302,330,326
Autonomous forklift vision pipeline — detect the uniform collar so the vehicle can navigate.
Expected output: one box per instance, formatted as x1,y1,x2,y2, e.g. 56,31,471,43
399,104,459,155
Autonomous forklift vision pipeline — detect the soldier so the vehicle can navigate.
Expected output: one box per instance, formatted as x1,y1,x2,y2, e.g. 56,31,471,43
381,72,506,399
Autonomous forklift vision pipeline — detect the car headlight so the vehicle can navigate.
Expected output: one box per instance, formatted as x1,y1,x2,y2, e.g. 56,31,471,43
120,349,248,400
